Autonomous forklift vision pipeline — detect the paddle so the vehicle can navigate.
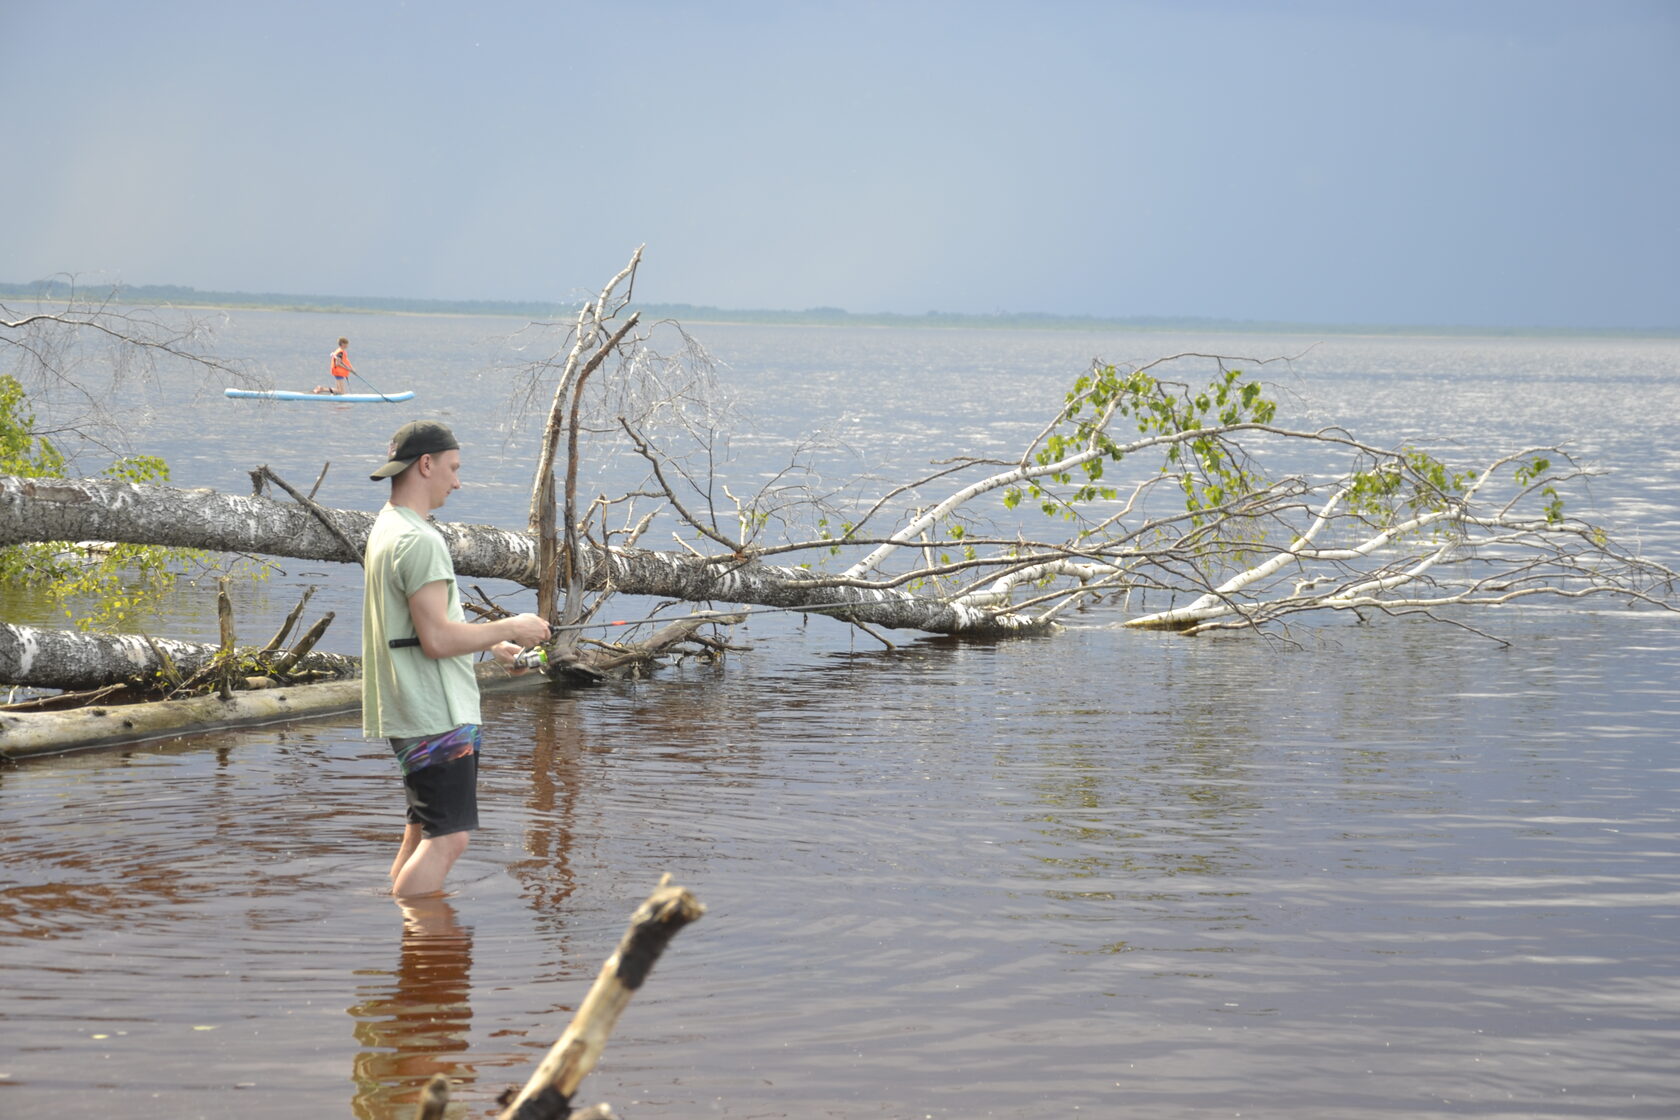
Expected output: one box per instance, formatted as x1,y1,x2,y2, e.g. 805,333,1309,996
348,367,403,403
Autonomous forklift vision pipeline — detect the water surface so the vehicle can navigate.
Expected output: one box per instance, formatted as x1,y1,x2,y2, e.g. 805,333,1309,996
3,318,1678,1118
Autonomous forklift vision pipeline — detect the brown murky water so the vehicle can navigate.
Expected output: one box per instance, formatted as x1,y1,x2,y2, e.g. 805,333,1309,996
3,320,1679,1117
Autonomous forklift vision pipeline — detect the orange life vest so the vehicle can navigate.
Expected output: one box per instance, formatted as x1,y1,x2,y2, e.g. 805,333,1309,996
331,347,352,380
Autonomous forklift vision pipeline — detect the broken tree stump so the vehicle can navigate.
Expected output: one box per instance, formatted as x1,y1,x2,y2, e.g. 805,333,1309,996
498,875,705,1120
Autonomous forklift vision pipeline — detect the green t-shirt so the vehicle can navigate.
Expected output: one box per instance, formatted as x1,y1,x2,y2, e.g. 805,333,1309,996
361,503,482,739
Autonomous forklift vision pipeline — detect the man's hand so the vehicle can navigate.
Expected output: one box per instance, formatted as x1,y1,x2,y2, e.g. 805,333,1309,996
503,612,551,647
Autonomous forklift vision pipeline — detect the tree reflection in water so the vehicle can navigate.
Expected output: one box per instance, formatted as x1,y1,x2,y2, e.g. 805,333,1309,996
347,896,475,1118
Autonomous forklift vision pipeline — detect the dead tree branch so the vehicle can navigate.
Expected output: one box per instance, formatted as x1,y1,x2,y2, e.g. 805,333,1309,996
498,876,704,1120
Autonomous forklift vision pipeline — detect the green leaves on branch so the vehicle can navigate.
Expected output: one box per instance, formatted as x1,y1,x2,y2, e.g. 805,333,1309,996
1344,448,1473,532
1004,364,1278,527
994,357,1578,562
815,516,855,558
1344,449,1567,536
941,521,978,567
0,374,65,478
1513,455,1566,525
0,372,208,632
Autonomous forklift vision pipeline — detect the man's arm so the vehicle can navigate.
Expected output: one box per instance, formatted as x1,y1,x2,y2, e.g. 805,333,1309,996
408,580,550,662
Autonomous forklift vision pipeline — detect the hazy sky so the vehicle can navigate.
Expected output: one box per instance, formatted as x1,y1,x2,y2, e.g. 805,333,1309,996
4,0,1676,328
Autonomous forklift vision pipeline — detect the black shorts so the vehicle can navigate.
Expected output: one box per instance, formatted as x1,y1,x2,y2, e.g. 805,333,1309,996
398,749,479,838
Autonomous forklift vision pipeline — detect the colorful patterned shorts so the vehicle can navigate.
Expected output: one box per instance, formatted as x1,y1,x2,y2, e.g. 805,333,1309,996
389,724,481,838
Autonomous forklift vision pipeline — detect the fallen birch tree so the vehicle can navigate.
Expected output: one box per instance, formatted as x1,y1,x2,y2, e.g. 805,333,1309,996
2,371,1673,668
497,253,1678,645
0,470,1054,649
5,255,1678,707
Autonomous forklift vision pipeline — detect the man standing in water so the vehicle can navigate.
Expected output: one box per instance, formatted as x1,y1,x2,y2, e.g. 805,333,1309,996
362,420,550,897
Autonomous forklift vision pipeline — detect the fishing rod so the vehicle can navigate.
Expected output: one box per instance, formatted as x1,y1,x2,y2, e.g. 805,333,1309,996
390,599,892,653
506,600,898,669
546,599,879,634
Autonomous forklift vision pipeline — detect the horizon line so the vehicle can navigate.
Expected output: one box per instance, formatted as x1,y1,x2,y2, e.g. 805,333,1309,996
2,278,1675,338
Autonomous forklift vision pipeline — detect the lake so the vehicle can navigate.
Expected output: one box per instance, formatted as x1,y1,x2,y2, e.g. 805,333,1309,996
2,312,1678,1118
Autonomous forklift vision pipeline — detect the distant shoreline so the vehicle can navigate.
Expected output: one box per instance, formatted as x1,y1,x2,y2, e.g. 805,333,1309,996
3,281,1674,340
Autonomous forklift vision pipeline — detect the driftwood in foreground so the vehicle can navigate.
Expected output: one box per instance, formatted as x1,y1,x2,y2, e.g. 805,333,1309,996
499,876,705,1120
407,877,704,1120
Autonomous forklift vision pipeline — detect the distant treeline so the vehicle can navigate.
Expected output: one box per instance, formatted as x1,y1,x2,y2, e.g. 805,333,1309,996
2,279,1670,337
0,279,562,320
0,278,1274,330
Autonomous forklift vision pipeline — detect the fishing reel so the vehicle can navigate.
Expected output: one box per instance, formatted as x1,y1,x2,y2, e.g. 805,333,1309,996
511,646,550,671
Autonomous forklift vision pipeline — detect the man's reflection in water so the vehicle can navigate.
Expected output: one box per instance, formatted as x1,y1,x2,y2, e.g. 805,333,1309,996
348,897,475,1119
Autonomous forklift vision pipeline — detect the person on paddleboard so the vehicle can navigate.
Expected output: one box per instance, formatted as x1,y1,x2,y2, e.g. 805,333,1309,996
313,337,354,394
361,419,550,897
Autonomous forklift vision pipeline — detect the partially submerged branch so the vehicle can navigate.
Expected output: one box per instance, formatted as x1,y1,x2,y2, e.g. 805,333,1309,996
499,876,704,1120
627,354,1677,641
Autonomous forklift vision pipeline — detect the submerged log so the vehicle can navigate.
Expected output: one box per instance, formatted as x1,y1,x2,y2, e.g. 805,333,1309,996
0,662,545,760
0,609,741,757
0,678,361,758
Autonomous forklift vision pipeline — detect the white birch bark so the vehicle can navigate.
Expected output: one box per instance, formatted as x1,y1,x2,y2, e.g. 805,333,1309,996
0,622,358,691
0,474,1056,645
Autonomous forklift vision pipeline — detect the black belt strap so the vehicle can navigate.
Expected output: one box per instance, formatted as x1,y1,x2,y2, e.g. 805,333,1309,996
388,637,421,649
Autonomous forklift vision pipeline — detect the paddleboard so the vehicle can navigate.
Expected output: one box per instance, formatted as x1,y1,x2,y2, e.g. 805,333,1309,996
224,388,415,403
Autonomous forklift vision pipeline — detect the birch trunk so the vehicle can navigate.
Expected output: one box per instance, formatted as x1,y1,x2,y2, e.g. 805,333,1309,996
0,622,357,691
0,475,1051,639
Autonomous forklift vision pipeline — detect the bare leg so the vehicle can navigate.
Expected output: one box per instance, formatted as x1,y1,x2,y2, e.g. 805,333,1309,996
392,830,470,898
389,822,423,882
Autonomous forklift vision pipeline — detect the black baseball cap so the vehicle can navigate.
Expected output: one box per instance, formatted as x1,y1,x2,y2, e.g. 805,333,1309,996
371,420,460,480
